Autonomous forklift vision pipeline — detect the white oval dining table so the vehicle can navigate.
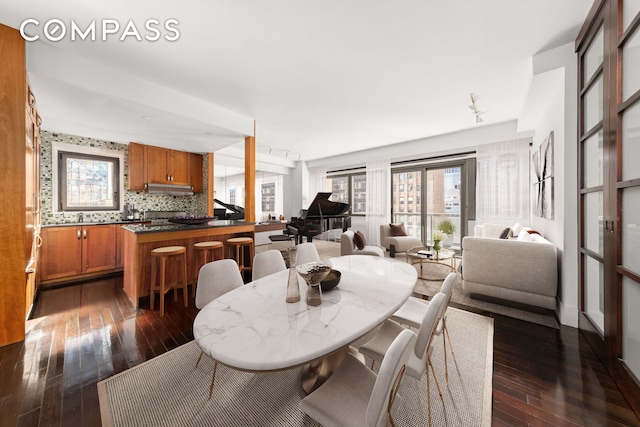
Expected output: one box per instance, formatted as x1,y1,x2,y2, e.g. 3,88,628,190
193,255,417,392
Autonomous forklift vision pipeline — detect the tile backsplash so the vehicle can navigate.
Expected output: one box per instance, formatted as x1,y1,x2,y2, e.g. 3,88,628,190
40,130,208,225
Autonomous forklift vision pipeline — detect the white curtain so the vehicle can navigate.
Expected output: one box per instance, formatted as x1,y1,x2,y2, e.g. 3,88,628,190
366,160,391,246
476,138,531,226
308,166,326,201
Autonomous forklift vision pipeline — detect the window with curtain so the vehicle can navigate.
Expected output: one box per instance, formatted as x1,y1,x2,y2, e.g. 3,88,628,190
475,138,531,226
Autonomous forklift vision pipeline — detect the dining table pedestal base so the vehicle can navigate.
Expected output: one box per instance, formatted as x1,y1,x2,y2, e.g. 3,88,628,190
301,345,366,394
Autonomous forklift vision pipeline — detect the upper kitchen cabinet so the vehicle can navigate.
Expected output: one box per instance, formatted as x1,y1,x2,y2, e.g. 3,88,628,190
127,142,203,191
147,145,190,185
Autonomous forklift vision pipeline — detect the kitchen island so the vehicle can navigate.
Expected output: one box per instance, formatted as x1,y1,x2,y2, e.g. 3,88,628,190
122,220,254,307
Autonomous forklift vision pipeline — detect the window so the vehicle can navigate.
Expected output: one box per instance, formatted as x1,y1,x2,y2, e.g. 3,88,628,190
261,182,276,212
326,172,366,215
229,188,236,205
58,151,119,211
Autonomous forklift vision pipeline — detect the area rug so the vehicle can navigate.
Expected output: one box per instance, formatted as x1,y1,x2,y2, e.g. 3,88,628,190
98,307,493,427
262,240,559,329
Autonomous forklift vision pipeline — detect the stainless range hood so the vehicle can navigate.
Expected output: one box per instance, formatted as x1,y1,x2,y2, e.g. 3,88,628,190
145,183,194,196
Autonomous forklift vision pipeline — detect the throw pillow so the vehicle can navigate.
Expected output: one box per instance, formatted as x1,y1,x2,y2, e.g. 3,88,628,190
389,223,407,236
511,222,523,236
499,227,512,239
354,230,366,250
527,229,542,235
517,229,533,242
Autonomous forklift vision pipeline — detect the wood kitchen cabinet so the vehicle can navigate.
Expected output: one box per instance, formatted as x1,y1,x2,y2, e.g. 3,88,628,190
146,145,191,186
40,224,117,282
127,142,202,191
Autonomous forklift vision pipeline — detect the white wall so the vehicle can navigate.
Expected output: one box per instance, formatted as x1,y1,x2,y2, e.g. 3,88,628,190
517,42,579,327
307,120,533,171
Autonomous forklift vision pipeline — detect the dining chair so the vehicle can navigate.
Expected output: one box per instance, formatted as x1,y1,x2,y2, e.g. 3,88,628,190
194,259,244,398
299,329,414,427
294,242,320,266
359,292,447,427
391,272,458,383
252,249,287,280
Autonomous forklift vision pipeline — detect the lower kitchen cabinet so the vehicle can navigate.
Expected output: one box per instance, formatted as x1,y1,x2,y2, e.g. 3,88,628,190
40,224,117,283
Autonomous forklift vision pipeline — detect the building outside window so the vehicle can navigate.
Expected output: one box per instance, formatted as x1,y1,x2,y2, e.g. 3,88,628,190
261,182,276,212
326,172,366,215
58,151,119,211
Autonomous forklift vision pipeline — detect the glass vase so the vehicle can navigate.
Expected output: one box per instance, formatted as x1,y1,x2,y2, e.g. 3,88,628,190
296,262,331,307
286,267,300,303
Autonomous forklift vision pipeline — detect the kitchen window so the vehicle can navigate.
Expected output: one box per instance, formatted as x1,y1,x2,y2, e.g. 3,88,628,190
58,151,120,211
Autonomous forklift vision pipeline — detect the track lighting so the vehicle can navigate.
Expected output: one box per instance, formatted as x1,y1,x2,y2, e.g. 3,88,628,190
469,93,484,123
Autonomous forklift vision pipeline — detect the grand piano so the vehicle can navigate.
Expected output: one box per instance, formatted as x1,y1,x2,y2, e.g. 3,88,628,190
214,199,245,220
287,192,351,243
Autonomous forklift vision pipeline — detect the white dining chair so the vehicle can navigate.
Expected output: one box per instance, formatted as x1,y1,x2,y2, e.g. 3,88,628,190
252,249,287,280
391,272,458,383
299,329,415,427
194,259,244,397
294,242,320,266
359,292,447,427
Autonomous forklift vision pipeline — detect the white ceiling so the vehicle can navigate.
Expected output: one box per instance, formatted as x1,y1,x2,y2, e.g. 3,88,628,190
1,0,592,164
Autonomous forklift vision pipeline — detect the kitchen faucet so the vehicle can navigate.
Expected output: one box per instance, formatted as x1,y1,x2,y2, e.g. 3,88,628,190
78,212,84,223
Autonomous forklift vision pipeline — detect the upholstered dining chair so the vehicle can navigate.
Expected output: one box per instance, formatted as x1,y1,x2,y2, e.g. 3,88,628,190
194,259,244,398
359,292,447,427
391,272,458,384
252,249,287,280
294,242,320,266
299,329,415,427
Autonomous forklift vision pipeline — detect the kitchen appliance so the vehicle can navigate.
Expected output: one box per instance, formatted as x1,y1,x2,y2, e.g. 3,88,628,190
144,210,187,224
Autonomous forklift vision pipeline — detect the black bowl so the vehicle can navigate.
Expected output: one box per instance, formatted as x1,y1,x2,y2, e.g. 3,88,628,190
320,269,341,291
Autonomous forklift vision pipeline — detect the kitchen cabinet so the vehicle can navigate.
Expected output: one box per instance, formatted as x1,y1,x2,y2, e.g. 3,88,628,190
146,145,191,186
25,80,42,316
40,224,117,282
127,142,146,190
190,153,203,192
0,23,43,346
127,143,203,191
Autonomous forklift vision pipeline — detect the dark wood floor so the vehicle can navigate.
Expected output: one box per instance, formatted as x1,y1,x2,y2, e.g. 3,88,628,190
1,277,639,427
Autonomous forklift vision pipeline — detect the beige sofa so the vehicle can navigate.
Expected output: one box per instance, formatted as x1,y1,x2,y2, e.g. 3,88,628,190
461,224,558,310
340,231,384,257
379,224,423,257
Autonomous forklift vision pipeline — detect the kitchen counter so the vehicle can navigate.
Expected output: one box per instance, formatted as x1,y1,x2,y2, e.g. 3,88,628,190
122,220,252,234
121,221,255,307
42,220,148,227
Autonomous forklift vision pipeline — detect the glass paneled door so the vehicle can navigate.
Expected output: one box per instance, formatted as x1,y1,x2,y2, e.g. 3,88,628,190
392,164,463,250
578,0,640,408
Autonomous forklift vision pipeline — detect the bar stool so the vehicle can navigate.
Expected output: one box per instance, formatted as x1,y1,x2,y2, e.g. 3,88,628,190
150,245,188,316
192,241,224,296
226,237,254,279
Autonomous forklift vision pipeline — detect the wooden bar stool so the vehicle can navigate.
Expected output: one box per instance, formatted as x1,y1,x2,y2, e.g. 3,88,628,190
192,241,224,296
226,237,254,280
150,246,188,316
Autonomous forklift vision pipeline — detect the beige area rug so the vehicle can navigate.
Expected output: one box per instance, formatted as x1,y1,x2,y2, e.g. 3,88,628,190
262,240,559,328
98,307,493,427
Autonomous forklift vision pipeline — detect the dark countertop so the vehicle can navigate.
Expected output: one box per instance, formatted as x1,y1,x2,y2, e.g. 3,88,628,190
42,220,148,228
122,220,254,234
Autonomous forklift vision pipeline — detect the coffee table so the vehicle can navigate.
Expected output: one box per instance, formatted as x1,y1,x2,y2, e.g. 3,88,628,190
406,246,456,280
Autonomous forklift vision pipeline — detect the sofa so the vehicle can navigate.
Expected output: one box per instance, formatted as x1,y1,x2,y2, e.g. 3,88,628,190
461,223,558,310
340,231,385,257
379,224,423,257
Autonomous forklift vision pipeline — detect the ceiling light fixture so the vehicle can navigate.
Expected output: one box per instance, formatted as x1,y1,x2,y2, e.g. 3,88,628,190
468,93,484,123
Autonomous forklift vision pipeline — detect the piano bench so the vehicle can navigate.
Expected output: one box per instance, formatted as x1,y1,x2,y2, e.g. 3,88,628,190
269,234,293,242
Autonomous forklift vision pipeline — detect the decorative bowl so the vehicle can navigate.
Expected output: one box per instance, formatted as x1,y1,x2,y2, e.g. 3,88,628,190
168,216,215,225
320,269,341,291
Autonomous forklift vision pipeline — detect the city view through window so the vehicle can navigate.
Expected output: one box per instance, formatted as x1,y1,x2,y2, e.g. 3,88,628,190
393,168,461,246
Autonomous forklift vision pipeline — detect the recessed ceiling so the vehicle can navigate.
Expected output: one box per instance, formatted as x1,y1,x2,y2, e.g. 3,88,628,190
0,0,591,162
